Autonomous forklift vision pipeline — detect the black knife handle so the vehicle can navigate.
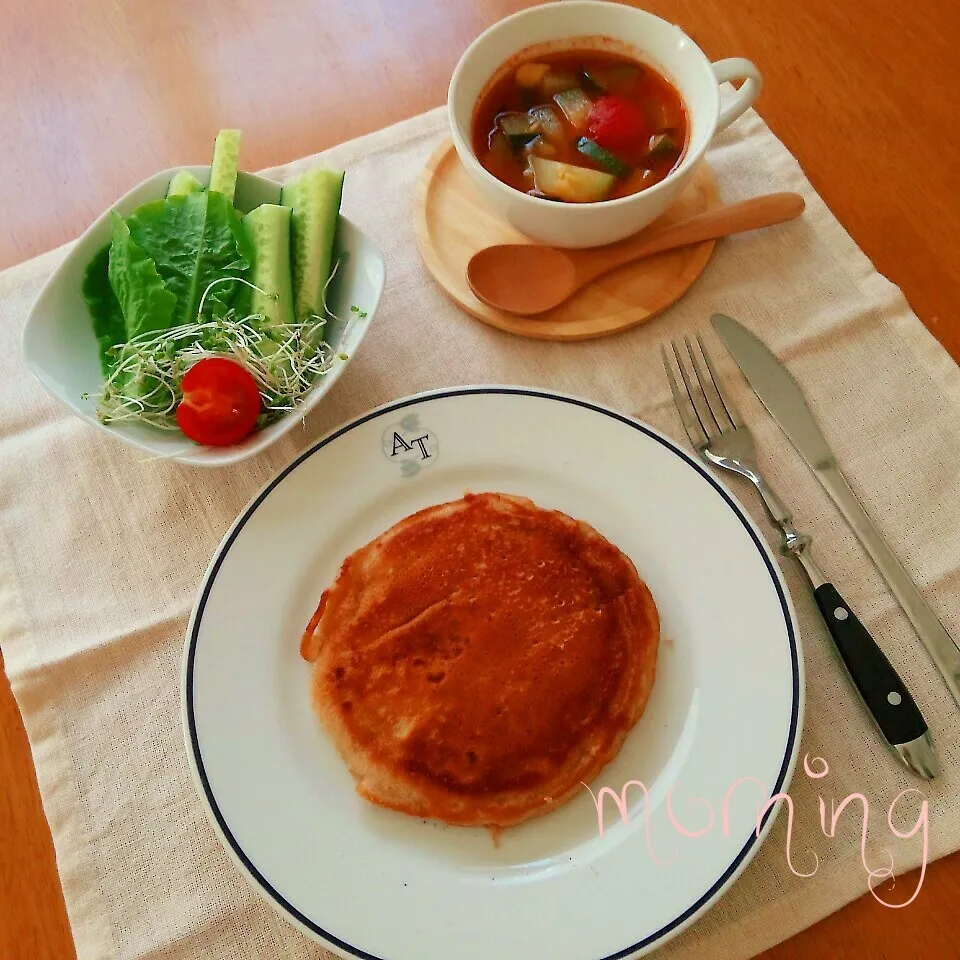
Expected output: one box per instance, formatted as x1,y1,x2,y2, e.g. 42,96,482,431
813,583,927,746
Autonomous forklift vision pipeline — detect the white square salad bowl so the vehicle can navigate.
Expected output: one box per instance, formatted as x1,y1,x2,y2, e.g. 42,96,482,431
21,166,386,467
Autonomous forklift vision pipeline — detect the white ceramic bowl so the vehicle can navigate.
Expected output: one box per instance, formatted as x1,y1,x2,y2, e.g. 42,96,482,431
448,0,762,248
21,166,386,467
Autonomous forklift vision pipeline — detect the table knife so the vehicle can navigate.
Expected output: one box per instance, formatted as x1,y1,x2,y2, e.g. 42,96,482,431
712,311,960,710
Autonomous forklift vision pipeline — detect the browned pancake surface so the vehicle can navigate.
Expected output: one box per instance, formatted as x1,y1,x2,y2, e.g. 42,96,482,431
301,492,659,827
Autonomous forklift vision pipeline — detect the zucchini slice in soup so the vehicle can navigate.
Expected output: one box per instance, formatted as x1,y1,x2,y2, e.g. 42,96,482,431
553,88,593,131
647,132,679,157
529,156,615,203
498,112,539,146
576,137,632,177
541,70,580,98
528,106,565,143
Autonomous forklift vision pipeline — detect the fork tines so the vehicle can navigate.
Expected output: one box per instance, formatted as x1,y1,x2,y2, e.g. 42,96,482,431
661,335,742,449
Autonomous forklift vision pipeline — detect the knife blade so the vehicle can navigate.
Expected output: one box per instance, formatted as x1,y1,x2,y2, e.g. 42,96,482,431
711,312,960,708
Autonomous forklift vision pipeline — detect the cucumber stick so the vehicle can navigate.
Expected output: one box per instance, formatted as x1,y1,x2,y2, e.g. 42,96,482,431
280,167,344,322
243,204,295,328
209,129,241,202
166,169,204,198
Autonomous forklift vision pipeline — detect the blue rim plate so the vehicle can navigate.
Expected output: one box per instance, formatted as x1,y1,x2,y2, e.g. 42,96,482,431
182,386,803,960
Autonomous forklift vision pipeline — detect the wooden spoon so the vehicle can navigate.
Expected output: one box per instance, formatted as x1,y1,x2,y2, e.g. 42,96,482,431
466,192,805,316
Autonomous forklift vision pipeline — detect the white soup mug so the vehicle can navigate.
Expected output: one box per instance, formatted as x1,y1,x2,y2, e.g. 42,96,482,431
447,1,761,247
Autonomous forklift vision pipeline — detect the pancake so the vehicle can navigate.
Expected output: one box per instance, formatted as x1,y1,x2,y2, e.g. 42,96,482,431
300,492,659,828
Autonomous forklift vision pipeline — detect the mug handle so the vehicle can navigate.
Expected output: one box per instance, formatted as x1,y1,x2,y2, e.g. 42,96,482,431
712,58,763,131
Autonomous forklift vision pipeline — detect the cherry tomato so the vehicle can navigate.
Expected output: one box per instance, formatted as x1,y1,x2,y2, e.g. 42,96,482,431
175,357,262,446
586,95,649,156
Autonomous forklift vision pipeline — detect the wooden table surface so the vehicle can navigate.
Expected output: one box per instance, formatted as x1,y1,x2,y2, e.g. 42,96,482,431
1,0,958,957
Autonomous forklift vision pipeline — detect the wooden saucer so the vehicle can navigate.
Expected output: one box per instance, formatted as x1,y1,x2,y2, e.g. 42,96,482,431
412,139,720,341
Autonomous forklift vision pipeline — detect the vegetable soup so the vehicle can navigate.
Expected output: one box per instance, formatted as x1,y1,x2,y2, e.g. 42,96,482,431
472,49,687,203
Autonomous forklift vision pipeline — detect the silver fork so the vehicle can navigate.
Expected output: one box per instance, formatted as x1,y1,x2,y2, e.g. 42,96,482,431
663,334,939,780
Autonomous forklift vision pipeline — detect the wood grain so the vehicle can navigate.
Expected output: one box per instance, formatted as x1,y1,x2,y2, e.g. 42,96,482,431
1,0,958,957
413,140,720,339
0,652,75,960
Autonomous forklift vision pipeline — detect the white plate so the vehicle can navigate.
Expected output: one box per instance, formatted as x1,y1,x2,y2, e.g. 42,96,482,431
21,166,385,467
183,387,803,959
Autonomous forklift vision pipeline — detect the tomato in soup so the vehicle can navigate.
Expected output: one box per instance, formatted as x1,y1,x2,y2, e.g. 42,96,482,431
472,50,687,203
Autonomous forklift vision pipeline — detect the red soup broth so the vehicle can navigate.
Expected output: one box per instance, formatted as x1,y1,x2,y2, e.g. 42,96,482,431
472,50,688,203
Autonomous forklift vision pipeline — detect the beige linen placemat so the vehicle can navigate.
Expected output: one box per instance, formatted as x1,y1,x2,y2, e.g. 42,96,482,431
2,106,960,960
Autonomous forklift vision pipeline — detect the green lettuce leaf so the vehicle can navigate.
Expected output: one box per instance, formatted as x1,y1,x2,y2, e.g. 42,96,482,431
81,243,126,375
124,190,252,325
107,213,177,340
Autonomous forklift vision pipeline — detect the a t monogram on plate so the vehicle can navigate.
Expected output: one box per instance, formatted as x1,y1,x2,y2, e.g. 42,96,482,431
381,412,439,477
